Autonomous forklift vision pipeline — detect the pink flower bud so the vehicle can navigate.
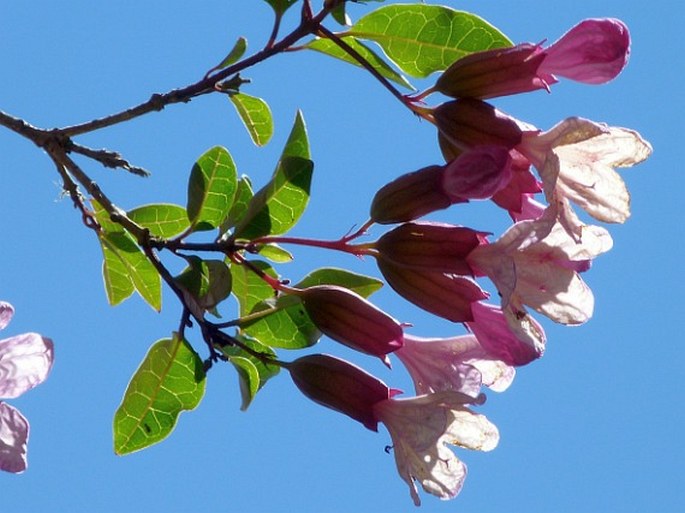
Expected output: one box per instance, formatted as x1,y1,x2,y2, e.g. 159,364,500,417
541,18,630,84
300,285,403,364
370,165,453,224
436,43,557,99
377,258,488,322
433,99,523,152
375,221,486,275
287,354,392,431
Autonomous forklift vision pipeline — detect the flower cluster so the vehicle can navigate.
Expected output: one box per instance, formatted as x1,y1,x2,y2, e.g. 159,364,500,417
283,18,650,505
0,301,54,473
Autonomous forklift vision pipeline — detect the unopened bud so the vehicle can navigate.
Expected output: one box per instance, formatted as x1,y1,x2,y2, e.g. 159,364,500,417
370,165,453,224
377,259,488,322
436,43,555,99
300,285,403,363
288,354,391,431
433,99,523,151
375,221,486,275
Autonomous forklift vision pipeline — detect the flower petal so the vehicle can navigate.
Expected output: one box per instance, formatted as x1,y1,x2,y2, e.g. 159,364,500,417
0,334,54,399
0,303,14,331
0,402,29,473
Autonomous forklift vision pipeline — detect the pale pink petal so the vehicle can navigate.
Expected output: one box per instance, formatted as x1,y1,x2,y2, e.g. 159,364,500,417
468,302,545,366
468,358,515,392
0,402,28,473
374,392,496,505
0,303,14,331
0,334,54,399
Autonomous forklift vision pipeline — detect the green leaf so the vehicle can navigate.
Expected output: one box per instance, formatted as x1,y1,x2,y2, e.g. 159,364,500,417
230,260,279,317
234,112,313,240
99,237,135,306
113,335,206,455
306,37,413,89
222,334,280,410
175,257,232,315
229,356,260,411
349,4,512,77
281,109,310,160
263,0,298,15
241,294,321,349
257,243,293,263
99,231,162,311
229,93,274,147
215,36,248,70
127,203,190,238
187,146,238,232
220,175,254,234
331,2,351,26
295,268,383,298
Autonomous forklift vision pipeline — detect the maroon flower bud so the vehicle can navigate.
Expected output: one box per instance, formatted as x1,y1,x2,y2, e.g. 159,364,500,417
300,285,403,364
376,259,488,322
375,221,486,275
370,165,453,225
433,99,523,151
287,354,392,431
436,43,555,99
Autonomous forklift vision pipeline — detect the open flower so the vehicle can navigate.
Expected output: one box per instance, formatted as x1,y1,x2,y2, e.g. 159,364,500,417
0,301,54,473
374,391,499,506
519,117,652,234
468,207,614,325
395,333,515,397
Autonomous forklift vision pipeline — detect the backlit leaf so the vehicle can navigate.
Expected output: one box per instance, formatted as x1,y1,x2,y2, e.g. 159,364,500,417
187,146,238,232
306,37,413,89
113,335,206,455
175,257,232,315
99,231,162,311
349,4,512,77
234,112,312,240
215,36,248,70
296,268,383,298
229,93,274,147
230,260,279,317
127,203,190,238
263,0,298,16
222,334,280,410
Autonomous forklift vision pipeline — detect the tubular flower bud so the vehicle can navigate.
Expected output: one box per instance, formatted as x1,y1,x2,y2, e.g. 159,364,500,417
287,354,393,431
436,43,556,99
433,99,523,153
299,285,404,364
373,391,499,506
375,221,486,275
377,258,488,322
370,165,453,224
435,19,630,100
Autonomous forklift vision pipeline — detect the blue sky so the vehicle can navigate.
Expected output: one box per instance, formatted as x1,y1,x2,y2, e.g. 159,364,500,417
0,1,682,512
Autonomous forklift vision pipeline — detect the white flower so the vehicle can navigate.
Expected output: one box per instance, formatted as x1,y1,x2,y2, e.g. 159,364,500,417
373,391,498,506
